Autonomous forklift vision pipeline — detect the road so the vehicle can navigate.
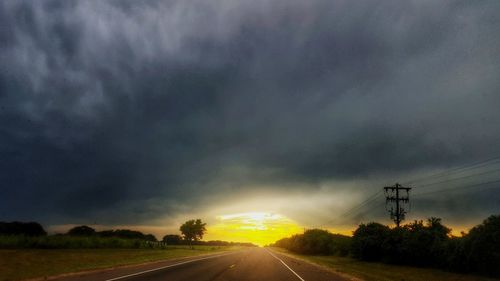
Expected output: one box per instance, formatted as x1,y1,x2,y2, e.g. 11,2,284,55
58,248,349,281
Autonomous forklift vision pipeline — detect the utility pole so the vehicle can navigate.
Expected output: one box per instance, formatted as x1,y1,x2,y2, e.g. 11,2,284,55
384,183,412,227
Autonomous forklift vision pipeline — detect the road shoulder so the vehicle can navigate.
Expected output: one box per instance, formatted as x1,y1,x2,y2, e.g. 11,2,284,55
267,248,360,281
24,249,246,281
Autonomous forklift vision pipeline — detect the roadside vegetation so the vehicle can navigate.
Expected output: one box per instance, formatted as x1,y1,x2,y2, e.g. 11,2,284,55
0,246,241,281
272,247,498,281
0,219,254,280
0,220,255,249
271,214,500,279
0,222,162,249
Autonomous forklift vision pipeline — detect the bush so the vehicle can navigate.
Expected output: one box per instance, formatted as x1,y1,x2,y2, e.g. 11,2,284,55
350,216,500,278
351,218,452,265
461,215,500,276
67,225,96,236
163,234,183,245
272,229,351,256
98,229,157,241
0,222,46,236
351,222,390,261
273,215,500,277
0,235,166,249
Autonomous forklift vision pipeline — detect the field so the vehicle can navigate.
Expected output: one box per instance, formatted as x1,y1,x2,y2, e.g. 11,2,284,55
0,235,164,249
0,246,241,281
271,248,500,281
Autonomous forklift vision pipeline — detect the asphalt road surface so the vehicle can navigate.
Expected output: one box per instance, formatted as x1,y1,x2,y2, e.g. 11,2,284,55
58,248,349,281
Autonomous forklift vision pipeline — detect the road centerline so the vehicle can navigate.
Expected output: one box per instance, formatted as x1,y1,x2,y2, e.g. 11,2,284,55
104,251,239,281
265,249,306,281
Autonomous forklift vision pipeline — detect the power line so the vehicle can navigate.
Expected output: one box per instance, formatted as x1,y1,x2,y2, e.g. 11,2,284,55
413,179,500,196
342,190,383,216
321,191,384,227
322,203,384,227
328,201,386,227
415,167,500,190
320,156,500,229
330,191,382,221
404,156,500,185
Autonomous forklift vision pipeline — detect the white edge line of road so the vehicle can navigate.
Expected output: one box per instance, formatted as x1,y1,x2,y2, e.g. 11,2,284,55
265,249,306,281
104,251,237,281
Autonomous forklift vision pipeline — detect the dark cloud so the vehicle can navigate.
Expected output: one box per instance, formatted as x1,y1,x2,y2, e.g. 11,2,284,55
1,0,499,226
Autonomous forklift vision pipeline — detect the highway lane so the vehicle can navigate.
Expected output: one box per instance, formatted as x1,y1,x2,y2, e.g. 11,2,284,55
58,248,348,281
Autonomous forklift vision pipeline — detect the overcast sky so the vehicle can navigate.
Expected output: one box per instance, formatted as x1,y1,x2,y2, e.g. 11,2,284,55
1,0,499,233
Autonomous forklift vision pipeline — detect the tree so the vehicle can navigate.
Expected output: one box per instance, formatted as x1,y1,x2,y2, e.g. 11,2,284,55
351,222,390,261
163,234,183,245
67,225,96,236
0,221,47,236
144,234,157,242
461,215,500,276
180,219,206,248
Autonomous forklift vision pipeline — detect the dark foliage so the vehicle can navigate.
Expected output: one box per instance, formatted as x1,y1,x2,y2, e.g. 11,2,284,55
350,216,500,277
180,219,206,246
197,240,256,247
64,226,158,241
98,229,157,241
0,222,256,249
161,234,256,247
67,225,96,236
460,215,500,276
0,235,164,249
0,222,47,236
351,222,390,261
162,234,183,245
272,229,351,256
273,215,500,277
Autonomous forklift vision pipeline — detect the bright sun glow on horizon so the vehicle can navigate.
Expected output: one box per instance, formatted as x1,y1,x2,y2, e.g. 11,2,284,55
204,212,302,246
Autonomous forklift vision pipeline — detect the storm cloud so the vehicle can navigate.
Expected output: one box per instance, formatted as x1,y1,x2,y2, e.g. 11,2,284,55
1,0,499,228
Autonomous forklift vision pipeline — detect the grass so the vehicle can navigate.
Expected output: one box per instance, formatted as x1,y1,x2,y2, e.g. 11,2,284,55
0,245,242,281
271,248,500,281
0,235,165,249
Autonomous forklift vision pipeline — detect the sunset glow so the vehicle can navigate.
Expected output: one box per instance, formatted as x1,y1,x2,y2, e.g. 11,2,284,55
204,212,302,246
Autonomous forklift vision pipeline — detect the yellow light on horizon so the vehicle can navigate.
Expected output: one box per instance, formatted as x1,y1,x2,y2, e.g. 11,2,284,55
204,212,302,246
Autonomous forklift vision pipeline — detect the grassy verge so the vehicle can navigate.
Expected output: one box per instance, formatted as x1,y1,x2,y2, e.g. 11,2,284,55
0,246,243,281
270,247,499,281
0,235,164,249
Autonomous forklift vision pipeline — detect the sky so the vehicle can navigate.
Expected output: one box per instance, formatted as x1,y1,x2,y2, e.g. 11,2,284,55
1,0,500,245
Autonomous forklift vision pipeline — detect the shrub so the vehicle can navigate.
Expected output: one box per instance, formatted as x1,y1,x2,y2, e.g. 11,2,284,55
461,215,500,276
272,229,351,256
67,225,96,236
0,235,165,249
0,222,46,236
351,222,390,261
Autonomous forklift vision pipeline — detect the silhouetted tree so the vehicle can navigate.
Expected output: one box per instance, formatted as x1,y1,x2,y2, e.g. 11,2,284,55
351,222,390,261
163,234,183,245
273,215,500,277
111,229,145,239
462,215,500,276
97,230,116,237
0,222,46,236
180,219,206,248
67,225,96,236
144,234,157,242
271,229,351,256
97,229,157,241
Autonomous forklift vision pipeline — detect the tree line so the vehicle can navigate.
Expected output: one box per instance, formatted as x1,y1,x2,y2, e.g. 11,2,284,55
272,229,351,256
0,222,163,249
66,225,158,241
0,222,47,236
0,219,256,249
163,219,255,247
271,214,500,278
